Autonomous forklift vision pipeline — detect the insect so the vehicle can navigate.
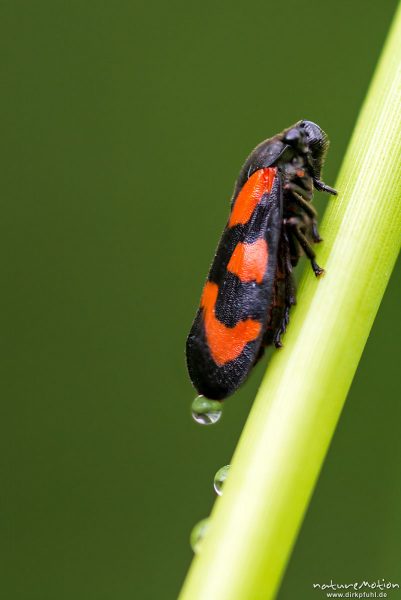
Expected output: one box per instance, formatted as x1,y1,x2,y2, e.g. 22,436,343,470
186,120,337,400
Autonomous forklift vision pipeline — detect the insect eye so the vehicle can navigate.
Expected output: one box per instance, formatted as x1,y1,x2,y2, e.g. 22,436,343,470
283,128,300,145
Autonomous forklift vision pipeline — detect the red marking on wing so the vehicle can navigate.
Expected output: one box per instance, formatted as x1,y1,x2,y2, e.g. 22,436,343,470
229,167,276,227
201,282,261,366
227,238,268,284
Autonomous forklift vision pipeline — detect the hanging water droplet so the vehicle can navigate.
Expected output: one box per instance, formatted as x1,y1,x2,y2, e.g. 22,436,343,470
190,517,210,554
191,395,223,425
213,464,230,496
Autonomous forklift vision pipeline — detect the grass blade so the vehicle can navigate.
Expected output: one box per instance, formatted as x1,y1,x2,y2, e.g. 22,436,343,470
179,5,401,598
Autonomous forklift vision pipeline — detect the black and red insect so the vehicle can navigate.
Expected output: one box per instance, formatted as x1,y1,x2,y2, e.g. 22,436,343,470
186,120,337,400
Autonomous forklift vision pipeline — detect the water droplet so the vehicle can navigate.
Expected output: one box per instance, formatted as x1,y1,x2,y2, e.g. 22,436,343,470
213,464,230,496
190,518,210,554
191,396,223,425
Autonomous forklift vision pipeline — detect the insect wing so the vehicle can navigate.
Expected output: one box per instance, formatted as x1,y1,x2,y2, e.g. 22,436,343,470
186,168,282,400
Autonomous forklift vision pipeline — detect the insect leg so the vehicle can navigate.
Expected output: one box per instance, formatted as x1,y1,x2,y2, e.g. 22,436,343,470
273,272,296,347
273,233,296,348
285,217,324,277
289,191,317,216
311,222,322,244
288,191,322,243
313,179,337,195
284,182,312,201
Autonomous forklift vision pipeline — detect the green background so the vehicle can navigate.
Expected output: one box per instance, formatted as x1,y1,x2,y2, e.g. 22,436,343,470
1,1,400,598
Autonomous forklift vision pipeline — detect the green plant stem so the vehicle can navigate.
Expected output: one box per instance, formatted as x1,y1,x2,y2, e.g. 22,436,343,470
179,5,401,599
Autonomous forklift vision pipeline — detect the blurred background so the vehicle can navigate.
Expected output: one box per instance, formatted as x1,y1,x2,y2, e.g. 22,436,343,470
1,0,400,598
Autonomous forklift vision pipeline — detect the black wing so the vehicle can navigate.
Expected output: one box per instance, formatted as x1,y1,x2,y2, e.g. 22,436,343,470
186,169,283,400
